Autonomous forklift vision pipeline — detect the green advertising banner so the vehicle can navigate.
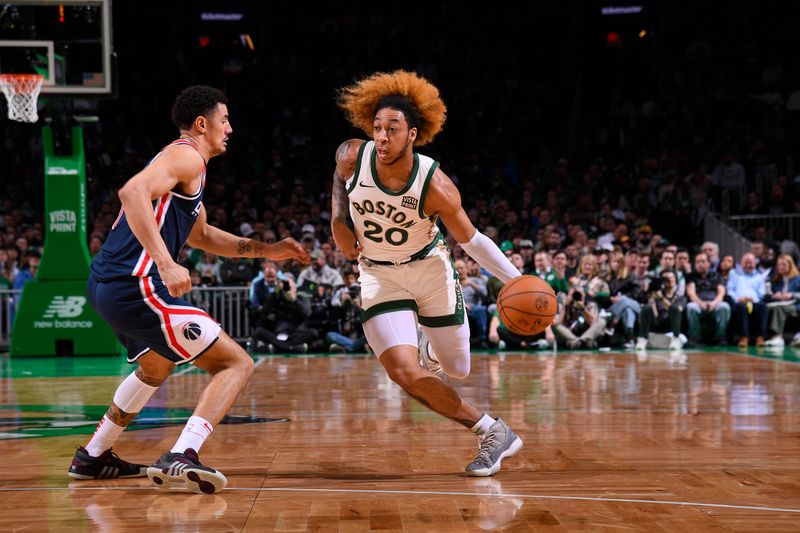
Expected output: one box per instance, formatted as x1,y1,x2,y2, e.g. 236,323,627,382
37,126,91,280
10,280,120,356
10,126,123,357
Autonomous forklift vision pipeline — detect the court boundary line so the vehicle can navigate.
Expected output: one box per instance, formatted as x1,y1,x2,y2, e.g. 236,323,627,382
2,485,798,514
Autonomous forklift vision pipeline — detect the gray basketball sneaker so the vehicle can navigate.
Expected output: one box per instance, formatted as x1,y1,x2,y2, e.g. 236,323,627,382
465,418,523,476
417,328,446,379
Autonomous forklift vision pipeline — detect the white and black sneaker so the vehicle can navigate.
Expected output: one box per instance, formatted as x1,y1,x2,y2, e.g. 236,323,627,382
417,328,446,379
68,446,148,479
147,448,227,494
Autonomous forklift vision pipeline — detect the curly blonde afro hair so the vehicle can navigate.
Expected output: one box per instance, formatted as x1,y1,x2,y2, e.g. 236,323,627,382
336,70,447,146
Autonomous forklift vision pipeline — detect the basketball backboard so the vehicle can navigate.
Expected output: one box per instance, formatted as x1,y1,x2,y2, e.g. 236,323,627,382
0,0,113,96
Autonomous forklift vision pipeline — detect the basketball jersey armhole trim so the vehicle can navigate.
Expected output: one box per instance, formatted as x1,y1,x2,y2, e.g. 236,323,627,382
346,141,369,194
418,160,439,219
170,182,203,200
370,150,420,196
158,139,206,200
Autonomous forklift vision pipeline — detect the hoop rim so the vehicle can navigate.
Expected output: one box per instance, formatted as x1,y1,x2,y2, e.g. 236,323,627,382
0,73,45,91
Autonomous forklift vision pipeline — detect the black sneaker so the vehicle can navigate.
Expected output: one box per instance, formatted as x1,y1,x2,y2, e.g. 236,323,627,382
68,446,148,479
147,448,227,494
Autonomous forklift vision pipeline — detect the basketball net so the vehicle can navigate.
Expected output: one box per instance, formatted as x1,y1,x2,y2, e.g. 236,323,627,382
0,74,44,123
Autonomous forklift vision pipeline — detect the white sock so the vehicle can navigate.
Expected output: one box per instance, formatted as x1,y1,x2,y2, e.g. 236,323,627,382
470,414,495,435
85,416,125,456
171,416,213,453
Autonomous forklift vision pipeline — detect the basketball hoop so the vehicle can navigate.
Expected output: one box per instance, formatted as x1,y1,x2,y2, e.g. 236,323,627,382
0,74,44,123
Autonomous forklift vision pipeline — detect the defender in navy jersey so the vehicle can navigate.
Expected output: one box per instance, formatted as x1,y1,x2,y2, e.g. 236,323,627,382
332,71,524,477
68,86,310,493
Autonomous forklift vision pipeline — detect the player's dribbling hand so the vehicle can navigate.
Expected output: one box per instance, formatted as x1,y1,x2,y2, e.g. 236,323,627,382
270,238,311,264
336,232,361,260
160,261,192,297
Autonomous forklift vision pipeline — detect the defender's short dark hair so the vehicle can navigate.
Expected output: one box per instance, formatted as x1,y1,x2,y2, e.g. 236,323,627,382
171,85,227,130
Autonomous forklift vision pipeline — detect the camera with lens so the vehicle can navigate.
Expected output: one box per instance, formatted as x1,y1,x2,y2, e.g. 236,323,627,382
347,284,361,297
648,277,663,294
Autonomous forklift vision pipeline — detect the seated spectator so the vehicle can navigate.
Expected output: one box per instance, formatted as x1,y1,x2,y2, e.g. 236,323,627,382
702,241,721,271
654,249,685,296
765,254,800,348
487,251,524,304
218,257,255,286
195,251,223,285
632,250,653,294
624,248,639,274
326,270,367,353
675,247,692,277
636,270,686,351
532,251,552,279
604,251,642,348
89,236,104,257
553,274,608,349
751,239,775,274
685,253,730,345
186,269,212,310
728,253,768,348
518,240,535,271
548,250,570,297
719,254,735,288
12,251,39,291
488,306,550,351
297,249,343,290
0,249,11,289
553,256,609,349
251,260,316,353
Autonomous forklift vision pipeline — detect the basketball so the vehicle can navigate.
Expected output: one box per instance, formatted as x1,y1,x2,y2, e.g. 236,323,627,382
496,275,558,336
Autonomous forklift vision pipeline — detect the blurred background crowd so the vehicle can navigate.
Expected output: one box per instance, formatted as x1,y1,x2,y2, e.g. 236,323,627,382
2,1,800,353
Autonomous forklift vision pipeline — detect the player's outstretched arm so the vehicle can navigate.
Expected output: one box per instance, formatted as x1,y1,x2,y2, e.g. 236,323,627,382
425,168,521,283
330,139,364,260
187,205,310,264
118,146,201,296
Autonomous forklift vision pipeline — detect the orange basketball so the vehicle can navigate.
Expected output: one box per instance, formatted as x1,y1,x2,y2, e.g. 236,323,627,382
496,275,558,336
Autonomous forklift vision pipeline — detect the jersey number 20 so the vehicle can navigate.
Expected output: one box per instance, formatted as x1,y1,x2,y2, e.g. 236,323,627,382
363,220,409,246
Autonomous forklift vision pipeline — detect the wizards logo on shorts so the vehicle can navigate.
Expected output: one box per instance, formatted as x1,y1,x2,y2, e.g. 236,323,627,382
182,322,203,341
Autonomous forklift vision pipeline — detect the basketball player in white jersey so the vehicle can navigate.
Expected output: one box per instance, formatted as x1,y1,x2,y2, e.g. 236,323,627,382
331,71,524,476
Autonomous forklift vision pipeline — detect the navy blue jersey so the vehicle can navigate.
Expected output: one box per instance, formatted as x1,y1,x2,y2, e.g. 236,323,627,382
91,139,206,282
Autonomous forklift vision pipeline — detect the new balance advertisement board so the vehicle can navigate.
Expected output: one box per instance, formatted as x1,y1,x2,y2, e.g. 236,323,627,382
10,126,122,357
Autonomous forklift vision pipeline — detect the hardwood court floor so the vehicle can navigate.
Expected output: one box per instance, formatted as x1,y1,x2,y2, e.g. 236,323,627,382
0,348,799,531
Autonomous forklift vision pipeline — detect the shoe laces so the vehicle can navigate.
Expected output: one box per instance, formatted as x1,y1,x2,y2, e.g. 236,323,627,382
473,426,503,465
107,450,126,467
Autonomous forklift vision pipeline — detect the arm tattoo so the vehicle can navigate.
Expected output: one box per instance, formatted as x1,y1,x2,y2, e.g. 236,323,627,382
331,171,349,223
331,140,352,223
237,239,251,255
236,239,264,256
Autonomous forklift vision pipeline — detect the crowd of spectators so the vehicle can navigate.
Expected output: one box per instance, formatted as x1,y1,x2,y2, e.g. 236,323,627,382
2,2,800,352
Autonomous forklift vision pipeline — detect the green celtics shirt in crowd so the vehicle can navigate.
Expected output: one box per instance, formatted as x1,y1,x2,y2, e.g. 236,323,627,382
535,269,569,295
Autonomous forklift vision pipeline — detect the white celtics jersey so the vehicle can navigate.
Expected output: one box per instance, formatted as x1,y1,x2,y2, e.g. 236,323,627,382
346,141,440,263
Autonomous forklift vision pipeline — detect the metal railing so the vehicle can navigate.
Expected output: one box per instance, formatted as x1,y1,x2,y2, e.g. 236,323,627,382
704,212,752,260
0,286,251,350
725,213,800,245
0,289,21,350
187,286,252,342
